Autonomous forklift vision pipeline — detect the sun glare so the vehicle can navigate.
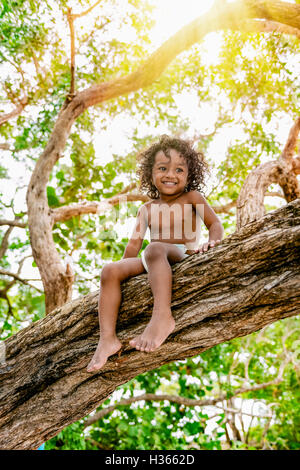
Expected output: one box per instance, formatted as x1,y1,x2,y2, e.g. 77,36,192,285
151,0,215,47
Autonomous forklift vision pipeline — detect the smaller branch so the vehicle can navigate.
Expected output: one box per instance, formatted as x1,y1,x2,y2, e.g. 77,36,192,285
212,200,237,214
0,269,43,293
85,436,110,450
0,226,14,259
265,190,284,198
280,116,300,162
0,293,15,335
16,255,33,277
0,219,27,228
118,182,138,194
0,143,12,151
245,400,257,444
67,8,76,97
211,404,271,420
72,0,102,20
65,1,102,98
241,18,300,39
0,53,26,89
0,96,28,127
51,193,149,224
227,351,239,385
70,229,94,255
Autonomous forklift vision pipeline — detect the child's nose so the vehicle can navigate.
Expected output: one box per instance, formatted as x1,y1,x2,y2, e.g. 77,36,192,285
166,168,176,177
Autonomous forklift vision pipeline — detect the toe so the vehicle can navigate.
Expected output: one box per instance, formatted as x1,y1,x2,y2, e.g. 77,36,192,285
130,337,139,348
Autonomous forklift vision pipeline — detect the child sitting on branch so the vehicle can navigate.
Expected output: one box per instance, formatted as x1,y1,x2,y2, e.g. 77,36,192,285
87,135,224,372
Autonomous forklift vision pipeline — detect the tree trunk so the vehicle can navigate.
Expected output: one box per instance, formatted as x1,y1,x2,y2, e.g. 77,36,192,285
0,199,299,450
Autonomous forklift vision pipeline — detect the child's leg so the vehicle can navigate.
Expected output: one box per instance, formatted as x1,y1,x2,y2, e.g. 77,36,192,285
130,243,185,353
87,258,145,372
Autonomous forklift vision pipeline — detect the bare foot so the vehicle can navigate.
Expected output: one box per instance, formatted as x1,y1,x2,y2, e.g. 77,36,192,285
129,311,175,352
87,337,122,372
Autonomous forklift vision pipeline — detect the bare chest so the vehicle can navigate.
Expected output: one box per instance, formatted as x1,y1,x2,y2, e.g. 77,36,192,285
146,202,197,241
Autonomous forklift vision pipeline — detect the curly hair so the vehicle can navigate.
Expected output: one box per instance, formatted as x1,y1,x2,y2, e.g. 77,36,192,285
137,135,208,200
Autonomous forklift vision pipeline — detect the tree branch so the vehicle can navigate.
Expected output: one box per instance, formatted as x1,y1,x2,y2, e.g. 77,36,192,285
67,8,76,97
237,116,300,228
0,96,28,127
51,193,149,224
280,117,300,162
242,18,300,38
0,269,43,293
0,219,27,228
0,199,299,449
72,0,102,20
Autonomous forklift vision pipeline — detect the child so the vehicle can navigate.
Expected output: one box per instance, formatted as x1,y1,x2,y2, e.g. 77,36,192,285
87,135,223,372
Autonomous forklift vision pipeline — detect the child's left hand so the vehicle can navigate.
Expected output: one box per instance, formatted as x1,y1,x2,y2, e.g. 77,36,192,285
195,239,221,253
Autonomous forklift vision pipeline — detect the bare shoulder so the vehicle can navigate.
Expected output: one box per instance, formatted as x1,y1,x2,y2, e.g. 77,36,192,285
137,201,153,221
185,190,207,205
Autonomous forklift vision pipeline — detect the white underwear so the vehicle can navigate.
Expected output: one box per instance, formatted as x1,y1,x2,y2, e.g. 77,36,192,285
141,243,188,273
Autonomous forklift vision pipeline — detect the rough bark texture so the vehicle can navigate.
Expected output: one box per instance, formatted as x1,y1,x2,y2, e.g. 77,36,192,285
25,0,300,313
0,199,299,450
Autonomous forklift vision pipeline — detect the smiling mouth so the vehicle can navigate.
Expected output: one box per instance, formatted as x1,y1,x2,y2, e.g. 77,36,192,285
162,182,177,186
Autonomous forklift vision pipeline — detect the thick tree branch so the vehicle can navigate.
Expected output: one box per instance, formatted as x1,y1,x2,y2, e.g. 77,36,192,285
0,199,299,449
237,116,300,228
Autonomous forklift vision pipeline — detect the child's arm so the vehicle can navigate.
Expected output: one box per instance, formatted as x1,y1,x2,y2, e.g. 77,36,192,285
122,204,148,259
189,191,224,253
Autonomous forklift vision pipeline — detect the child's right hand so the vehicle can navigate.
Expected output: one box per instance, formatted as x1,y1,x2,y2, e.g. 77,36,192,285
196,240,221,253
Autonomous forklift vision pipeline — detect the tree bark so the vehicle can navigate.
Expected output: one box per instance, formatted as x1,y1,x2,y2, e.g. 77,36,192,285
25,0,300,314
236,117,300,229
0,199,299,450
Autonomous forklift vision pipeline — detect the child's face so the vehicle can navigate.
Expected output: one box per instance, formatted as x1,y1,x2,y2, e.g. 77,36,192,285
152,149,188,197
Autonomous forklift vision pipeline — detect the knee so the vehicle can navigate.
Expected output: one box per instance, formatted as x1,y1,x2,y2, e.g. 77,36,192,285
100,262,120,284
144,242,166,263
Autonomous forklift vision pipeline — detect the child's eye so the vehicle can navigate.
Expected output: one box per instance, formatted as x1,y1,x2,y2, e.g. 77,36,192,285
176,168,183,172
158,166,166,170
